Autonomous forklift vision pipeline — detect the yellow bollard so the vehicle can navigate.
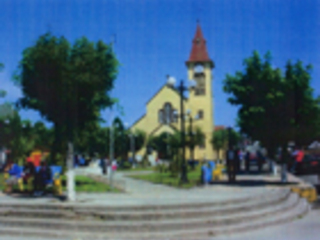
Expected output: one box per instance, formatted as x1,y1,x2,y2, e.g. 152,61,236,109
54,178,62,195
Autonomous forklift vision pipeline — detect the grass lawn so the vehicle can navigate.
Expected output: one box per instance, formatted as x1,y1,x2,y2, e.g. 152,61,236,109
0,173,121,193
118,166,153,172
0,173,4,191
129,166,202,189
61,175,121,193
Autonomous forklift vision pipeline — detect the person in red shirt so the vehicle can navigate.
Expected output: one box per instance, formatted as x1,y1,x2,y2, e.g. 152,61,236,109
291,147,304,173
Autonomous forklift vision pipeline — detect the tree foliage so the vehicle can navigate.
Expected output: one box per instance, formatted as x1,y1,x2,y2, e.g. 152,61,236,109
0,110,53,163
210,128,240,159
211,129,228,159
148,127,205,161
224,51,320,156
14,33,119,162
74,117,146,161
0,62,7,102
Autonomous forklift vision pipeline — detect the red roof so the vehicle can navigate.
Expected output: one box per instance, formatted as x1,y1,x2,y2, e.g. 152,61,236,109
214,125,225,131
186,24,213,66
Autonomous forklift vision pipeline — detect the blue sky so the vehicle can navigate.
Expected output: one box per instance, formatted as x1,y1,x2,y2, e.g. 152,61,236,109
0,0,319,128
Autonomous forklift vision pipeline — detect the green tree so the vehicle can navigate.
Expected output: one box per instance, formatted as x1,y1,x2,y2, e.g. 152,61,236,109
223,51,320,158
14,33,119,164
211,129,228,159
127,129,146,161
148,132,172,159
0,90,5,98
0,63,10,117
33,121,54,151
186,127,205,161
0,112,35,164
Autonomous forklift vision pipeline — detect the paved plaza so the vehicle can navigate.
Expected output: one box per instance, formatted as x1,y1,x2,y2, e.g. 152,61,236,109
0,165,318,240
0,165,306,207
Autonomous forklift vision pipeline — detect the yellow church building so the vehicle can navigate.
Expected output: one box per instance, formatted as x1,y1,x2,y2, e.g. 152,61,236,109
131,24,217,161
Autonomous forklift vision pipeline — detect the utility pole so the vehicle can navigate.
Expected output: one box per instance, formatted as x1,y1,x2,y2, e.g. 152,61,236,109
167,76,188,184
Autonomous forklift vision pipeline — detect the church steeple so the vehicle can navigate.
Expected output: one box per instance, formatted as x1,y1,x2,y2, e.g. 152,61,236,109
185,22,215,161
186,23,214,68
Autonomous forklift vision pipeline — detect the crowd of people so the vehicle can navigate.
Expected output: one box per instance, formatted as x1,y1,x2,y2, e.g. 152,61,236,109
4,160,52,196
226,144,267,182
99,157,118,176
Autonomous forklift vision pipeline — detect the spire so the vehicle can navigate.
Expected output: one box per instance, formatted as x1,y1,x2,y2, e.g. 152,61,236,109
186,23,213,67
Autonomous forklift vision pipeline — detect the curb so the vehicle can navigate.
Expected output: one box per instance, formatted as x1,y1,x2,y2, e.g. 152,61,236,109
291,186,318,203
272,161,318,203
287,171,318,203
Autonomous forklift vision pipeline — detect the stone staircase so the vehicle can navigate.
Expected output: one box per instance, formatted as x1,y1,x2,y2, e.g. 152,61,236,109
0,189,310,240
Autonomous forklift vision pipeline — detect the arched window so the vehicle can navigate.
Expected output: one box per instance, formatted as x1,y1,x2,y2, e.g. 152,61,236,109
164,102,172,124
158,110,164,124
172,109,178,123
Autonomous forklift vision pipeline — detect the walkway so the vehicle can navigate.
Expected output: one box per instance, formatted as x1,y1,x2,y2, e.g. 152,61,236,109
0,164,305,207
69,165,302,206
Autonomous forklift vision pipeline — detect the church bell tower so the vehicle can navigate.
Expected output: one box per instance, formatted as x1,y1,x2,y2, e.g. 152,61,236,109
186,23,215,160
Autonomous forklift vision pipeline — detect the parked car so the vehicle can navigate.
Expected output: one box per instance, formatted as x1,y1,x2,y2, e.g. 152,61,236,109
294,154,320,176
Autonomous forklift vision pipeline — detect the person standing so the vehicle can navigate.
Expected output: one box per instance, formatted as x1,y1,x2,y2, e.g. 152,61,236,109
34,161,51,196
23,161,35,194
291,146,304,173
226,147,237,182
100,157,106,175
4,161,19,193
105,158,111,176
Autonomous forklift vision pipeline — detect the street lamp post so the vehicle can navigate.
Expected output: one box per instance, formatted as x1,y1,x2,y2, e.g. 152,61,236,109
227,127,232,149
189,115,194,161
167,77,188,184
187,110,199,165
109,109,114,179
130,133,135,167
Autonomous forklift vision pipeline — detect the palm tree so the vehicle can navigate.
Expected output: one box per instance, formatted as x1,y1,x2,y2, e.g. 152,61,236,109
187,127,205,161
211,129,228,160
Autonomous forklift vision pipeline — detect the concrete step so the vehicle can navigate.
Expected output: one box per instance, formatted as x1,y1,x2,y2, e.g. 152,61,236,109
0,193,300,233
0,208,77,219
0,189,290,221
175,197,310,240
74,189,290,220
0,188,288,212
0,196,309,239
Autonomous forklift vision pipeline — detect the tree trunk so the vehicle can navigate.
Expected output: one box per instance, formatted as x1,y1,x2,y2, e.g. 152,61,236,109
51,123,64,165
67,142,75,201
216,149,220,161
